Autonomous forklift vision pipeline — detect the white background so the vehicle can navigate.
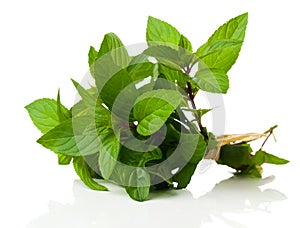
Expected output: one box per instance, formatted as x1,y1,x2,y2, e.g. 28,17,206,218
1,0,299,227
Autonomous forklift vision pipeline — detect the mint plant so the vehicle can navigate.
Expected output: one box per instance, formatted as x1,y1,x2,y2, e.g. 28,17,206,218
25,13,288,202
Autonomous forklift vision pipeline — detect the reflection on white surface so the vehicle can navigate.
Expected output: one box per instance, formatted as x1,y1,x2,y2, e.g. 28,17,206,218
26,176,286,228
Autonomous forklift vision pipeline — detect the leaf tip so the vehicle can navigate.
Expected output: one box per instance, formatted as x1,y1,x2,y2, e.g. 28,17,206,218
36,136,44,145
147,15,155,22
70,78,77,87
238,12,249,23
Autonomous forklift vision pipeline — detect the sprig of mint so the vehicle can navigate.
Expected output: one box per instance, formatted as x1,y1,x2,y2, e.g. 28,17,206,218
25,13,288,202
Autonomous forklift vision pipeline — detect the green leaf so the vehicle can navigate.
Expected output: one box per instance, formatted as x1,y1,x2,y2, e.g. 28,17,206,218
146,16,181,47
37,116,100,156
261,151,289,165
129,54,149,65
93,31,128,92
171,133,206,188
58,153,72,165
127,62,154,81
88,46,100,77
218,144,252,169
143,45,195,70
27,93,72,163
98,32,130,67
178,35,196,67
25,98,70,134
57,90,72,122
98,129,120,180
181,134,206,164
179,35,192,52
196,39,242,58
238,165,262,178
94,105,112,134
133,89,182,136
71,87,109,119
125,168,150,202
249,166,262,178
165,131,206,163
119,147,162,167
197,108,211,117
139,148,163,167
181,108,212,119
193,68,229,93
73,156,108,191
196,13,248,72
71,79,96,107
144,45,182,66
158,64,191,90
100,69,137,110
252,150,265,166
88,46,99,67
173,163,198,189
252,150,289,165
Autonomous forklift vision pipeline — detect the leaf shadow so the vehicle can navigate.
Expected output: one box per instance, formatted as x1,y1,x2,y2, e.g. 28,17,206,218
26,175,286,228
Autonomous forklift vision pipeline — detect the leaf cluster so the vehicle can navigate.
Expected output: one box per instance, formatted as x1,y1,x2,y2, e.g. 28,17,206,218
25,13,288,201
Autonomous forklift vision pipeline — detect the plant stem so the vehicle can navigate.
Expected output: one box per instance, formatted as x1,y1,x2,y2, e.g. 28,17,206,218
259,125,278,151
183,65,207,138
186,81,207,138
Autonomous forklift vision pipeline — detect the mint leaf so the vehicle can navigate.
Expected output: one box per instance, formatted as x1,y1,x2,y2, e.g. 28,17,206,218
179,35,193,52
143,44,194,70
56,90,72,122
180,134,206,164
88,46,98,67
193,68,229,93
98,129,120,180
173,163,198,189
165,131,206,163
94,102,112,133
171,134,206,188
37,116,100,156
27,93,72,164
25,98,70,134
125,168,150,202
100,69,137,110
238,165,262,178
133,89,182,136
182,108,212,119
138,148,163,167
252,150,289,165
196,13,248,72
261,151,289,165
252,150,265,166
88,46,99,77
98,32,130,67
73,156,108,191
158,64,191,90
146,16,181,46
197,108,211,117
129,54,149,65
218,144,252,169
144,45,182,66
127,62,154,81
71,79,96,107
178,35,196,67
93,33,129,88
58,153,72,165
119,147,162,167
196,39,242,58
71,86,109,119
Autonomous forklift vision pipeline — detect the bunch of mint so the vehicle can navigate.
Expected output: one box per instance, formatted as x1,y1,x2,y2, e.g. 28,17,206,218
25,13,288,201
